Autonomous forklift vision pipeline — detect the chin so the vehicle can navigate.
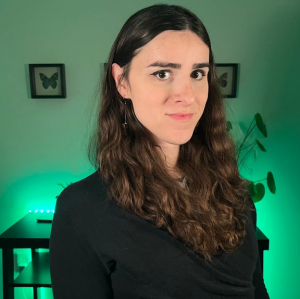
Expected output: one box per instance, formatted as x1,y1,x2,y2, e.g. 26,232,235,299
175,138,192,145
167,133,194,145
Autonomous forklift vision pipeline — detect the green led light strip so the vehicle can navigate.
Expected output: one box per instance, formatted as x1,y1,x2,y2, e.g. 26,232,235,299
29,210,55,213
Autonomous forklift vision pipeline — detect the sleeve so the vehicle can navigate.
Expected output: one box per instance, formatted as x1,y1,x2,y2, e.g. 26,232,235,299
49,196,114,299
253,252,270,298
248,196,270,299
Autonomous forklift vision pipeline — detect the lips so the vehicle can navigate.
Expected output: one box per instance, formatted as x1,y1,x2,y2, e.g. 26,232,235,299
167,113,193,121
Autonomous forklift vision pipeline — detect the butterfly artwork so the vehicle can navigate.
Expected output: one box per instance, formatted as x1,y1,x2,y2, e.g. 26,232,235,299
217,72,228,88
215,64,238,98
39,72,59,89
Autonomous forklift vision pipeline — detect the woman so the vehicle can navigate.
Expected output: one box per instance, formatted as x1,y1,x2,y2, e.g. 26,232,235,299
50,4,270,298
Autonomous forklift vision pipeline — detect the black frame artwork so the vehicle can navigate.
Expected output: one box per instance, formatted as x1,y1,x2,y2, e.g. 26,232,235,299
215,63,238,98
29,64,66,98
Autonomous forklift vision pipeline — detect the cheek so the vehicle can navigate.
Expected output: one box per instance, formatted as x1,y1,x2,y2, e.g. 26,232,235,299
130,83,165,126
196,86,209,111
131,98,161,128
200,80,209,97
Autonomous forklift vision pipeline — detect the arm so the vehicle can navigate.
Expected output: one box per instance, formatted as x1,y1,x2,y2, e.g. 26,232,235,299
249,196,270,298
49,198,114,299
253,252,270,298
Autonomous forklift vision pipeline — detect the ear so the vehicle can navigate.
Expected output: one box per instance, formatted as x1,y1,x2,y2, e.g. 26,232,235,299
111,63,129,98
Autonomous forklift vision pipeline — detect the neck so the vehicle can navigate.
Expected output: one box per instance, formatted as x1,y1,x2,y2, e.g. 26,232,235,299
156,143,183,179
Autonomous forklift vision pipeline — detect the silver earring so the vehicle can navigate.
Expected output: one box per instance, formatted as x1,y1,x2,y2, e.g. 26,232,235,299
122,97,128,136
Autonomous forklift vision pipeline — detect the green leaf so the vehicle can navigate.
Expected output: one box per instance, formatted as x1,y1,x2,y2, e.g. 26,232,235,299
247,181,257,197
267,172,276,194
252,183,265,203
57,183,65,189
255,139,267,152
226,121,232,131
255,113,267,137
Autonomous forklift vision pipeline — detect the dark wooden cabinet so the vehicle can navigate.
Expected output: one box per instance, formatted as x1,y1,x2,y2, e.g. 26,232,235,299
256,227,269,273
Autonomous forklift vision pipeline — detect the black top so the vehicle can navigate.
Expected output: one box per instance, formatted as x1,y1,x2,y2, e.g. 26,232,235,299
49,169,270,299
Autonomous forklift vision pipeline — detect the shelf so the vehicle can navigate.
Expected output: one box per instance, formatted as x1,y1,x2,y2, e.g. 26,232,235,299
256,227,269,251
11,252,51,287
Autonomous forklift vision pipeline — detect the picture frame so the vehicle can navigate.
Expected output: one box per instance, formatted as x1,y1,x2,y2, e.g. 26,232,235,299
29,64,66,98
215,63,238,98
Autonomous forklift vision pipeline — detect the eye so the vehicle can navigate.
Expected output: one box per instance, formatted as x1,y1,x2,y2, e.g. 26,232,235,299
151,69,206,81
192,70,206,80
152,70,171,80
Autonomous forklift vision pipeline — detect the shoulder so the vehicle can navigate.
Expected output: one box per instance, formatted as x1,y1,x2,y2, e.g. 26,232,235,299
55,169,112,219
244,191,257,228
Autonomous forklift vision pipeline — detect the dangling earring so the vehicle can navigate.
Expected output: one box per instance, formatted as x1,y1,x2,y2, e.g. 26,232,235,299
122,97,128,136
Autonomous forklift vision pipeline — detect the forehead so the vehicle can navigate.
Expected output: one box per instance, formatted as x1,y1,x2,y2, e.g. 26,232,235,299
133,30,209,66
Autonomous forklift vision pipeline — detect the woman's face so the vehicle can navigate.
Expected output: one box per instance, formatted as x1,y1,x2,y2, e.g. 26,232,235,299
113,30,210,148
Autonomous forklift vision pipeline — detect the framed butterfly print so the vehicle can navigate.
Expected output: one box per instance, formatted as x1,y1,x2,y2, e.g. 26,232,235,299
215,63,238,98
29,64,66,98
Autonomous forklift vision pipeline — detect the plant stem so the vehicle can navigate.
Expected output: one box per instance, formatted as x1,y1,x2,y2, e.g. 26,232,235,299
253,178,266,183
238,142,257,168
237,120,256,161
240,141,256,150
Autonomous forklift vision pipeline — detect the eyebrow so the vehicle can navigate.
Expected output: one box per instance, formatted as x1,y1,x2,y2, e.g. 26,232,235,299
146,61,210,70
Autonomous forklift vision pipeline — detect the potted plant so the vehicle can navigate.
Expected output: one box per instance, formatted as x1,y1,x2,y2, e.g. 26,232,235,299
227,113,276,203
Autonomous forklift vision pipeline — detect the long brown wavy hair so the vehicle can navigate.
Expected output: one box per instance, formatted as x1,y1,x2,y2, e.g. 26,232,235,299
88,4,254,262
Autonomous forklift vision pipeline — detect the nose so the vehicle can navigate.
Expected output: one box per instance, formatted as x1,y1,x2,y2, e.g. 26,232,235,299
174,80,195,104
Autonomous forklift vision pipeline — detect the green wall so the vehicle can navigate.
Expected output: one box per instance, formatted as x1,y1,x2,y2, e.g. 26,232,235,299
1,0,299,298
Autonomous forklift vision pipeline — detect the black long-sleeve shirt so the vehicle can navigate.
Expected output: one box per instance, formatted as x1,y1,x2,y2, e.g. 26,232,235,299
49,169,270,298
